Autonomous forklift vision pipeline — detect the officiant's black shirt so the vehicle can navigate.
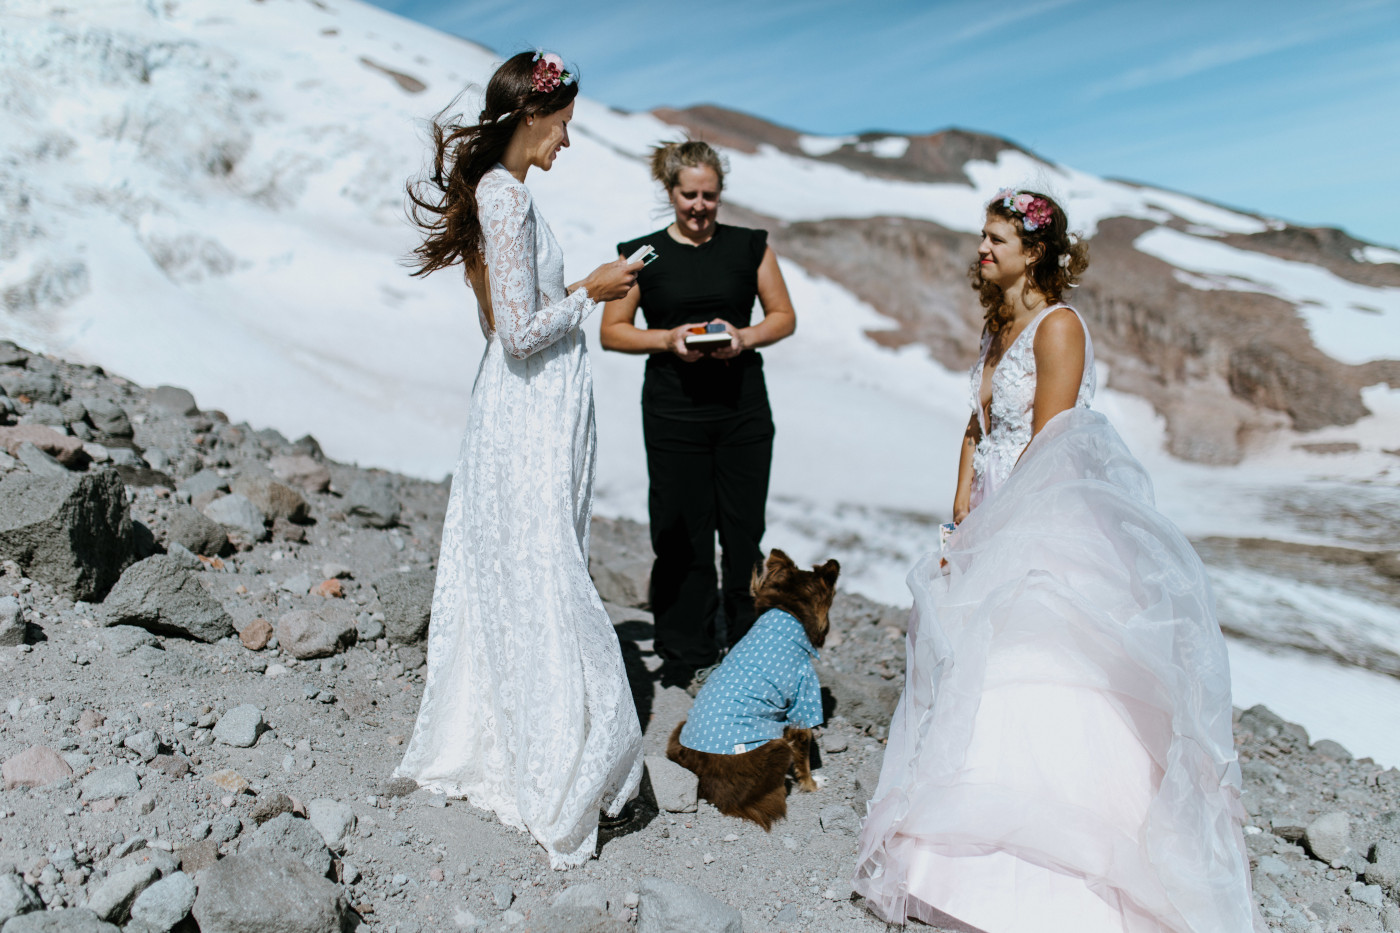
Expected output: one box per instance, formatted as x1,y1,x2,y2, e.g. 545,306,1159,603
617,224,770,421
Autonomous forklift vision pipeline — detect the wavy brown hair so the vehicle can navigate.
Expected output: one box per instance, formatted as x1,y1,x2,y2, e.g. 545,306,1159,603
649,140,728,192
407,51,579,277
968,190,1089,334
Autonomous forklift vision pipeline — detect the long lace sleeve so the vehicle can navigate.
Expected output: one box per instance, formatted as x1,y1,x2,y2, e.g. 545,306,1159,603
479,179,595,360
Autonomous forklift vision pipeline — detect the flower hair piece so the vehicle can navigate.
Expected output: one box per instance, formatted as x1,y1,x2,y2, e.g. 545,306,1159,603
991,187,1054,232
531,51,575,93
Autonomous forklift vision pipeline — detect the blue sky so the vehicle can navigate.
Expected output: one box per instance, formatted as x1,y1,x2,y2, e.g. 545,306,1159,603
367,0,1400,246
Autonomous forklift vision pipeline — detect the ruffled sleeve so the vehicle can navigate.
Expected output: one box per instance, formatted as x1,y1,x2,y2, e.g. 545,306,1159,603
478,175,595,360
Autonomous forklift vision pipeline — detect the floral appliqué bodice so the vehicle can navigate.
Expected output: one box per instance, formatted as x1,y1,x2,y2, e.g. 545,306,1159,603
969,305,1095,507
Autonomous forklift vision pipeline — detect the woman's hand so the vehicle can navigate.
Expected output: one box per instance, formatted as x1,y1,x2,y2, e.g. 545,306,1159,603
953,499,971,525
666,325,704,362
709,319,747,360
576,258,644,303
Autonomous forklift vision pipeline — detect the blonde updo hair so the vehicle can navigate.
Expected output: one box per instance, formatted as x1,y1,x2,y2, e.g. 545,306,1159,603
650,140,727,192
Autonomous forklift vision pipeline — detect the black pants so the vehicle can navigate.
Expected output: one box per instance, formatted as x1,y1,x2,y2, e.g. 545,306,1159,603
644,405,774,669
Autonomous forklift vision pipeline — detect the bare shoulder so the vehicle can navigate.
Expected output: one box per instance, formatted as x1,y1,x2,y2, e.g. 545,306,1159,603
1033,307,1085,356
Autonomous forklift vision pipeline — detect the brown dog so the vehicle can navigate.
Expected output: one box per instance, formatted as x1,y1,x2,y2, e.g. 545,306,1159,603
667,549,840,830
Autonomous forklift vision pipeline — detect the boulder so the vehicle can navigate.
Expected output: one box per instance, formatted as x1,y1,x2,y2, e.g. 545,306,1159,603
150,386,197,417
1,909,119,932
306,799,356,852
212,705,263,748
637,878,742,933
128,871,195,932
0,425,86,467
372,569,435,644
1,746,73,790
165,505,228,557
589,516,652,608
344,479,399,528
269,455,331,494
0,370,63,404
201,493,267,542
231,474,309,523
247,813,334,877
99,555,235,642
0,469,133,600
276,608,356,660
83,863,160,924
1304,811,1352,864
191,850,354,933
0,874,42,926
0,596,24,647
80,398,133,438
644,756,697,813
14,442,69,476
0,342,28,366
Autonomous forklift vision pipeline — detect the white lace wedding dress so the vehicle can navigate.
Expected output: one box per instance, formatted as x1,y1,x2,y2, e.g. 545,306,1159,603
395,165,643,869
853,306,1259,931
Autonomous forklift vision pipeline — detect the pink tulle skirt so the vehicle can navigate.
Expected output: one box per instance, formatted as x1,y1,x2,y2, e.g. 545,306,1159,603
853,410,1258,932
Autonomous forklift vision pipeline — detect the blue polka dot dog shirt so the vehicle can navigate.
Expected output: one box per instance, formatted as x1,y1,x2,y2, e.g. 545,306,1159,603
679,608,824,754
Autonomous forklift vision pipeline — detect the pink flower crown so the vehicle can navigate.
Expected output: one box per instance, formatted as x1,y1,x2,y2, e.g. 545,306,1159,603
531,51,575,93
992,188,1054,231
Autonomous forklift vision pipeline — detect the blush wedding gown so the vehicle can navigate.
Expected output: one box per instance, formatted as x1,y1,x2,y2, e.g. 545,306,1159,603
395,165,643,869
853,305,1258,932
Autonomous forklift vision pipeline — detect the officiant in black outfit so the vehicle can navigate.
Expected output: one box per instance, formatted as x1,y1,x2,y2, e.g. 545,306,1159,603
600,140,797,688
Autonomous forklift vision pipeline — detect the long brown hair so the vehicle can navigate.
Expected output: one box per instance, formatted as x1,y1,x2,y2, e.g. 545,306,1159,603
968,190,1089,334
406,51,579,277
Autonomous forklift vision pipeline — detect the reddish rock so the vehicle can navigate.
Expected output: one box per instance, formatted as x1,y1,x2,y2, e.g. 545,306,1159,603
77,710,105,732
0,425,87,467
88,797,118,812
312,579,343,599
238,618,273,651
2,745,74,790
150,754,191,779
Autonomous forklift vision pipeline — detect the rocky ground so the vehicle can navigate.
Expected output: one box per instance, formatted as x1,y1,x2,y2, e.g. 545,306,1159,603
0,340,1397,933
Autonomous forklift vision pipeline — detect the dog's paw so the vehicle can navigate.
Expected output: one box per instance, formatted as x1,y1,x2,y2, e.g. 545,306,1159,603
812,773,828,789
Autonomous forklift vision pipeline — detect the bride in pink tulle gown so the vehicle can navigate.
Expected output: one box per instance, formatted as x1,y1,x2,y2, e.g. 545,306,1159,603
852,190,1259,932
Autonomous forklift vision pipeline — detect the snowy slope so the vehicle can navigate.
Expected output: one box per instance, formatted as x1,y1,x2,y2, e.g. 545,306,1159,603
4,0,1400,762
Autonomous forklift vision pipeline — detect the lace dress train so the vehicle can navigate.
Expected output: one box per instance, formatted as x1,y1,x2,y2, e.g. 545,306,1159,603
395,166,643,869
853,307,1257,932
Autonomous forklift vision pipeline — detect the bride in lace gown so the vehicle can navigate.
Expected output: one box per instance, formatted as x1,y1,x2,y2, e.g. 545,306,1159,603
392,51,645,869
853,190,1259,931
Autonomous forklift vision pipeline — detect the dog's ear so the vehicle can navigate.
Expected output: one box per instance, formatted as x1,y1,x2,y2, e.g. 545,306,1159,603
766,549,796,572
815,559,840,584
752,549,796,599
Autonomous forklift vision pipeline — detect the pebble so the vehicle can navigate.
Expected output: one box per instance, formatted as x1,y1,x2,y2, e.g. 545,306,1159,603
492,884,514,909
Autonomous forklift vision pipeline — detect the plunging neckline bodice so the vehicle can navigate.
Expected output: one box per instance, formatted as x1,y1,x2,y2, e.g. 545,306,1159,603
974,304,1065,436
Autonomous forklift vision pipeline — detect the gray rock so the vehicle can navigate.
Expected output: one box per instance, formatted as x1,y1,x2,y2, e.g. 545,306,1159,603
0,597,24,647
0,342,28,366
553,883,608,913
0,371,63,405
821,668,901,731
101,625,160,657
210,813,243,845
306,799,356,852
372,569,435,644
83,863,159,923
164,542,200,569
212,705,263,748
637,877,742,933
344,479,399,528
22,402,66,427
201,493,267,542
0,469,132,600
280,573,312,596
79,764,140,801
99,555,234,642
191,850,354,933
491,884,514,910
1384,903,1400,932
165,505,228,557
0,874,41,926
589,516,651,608
103,445,143,469
645,755,698,813
1366,839,1400,893
178,470,227,500
1350,881,1385,909
1312,739,1352,762
150,387,197,417
1,908,119,932
14,442,68,476
247,813,334,878
122,731,160,762
128,871,194,932
276,609,356,660
231,475,308,523
355,614,383,642
1304,811,1352,864
269,455,330,494
528,905,629,933
819,803,860,836
80,399,132,438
